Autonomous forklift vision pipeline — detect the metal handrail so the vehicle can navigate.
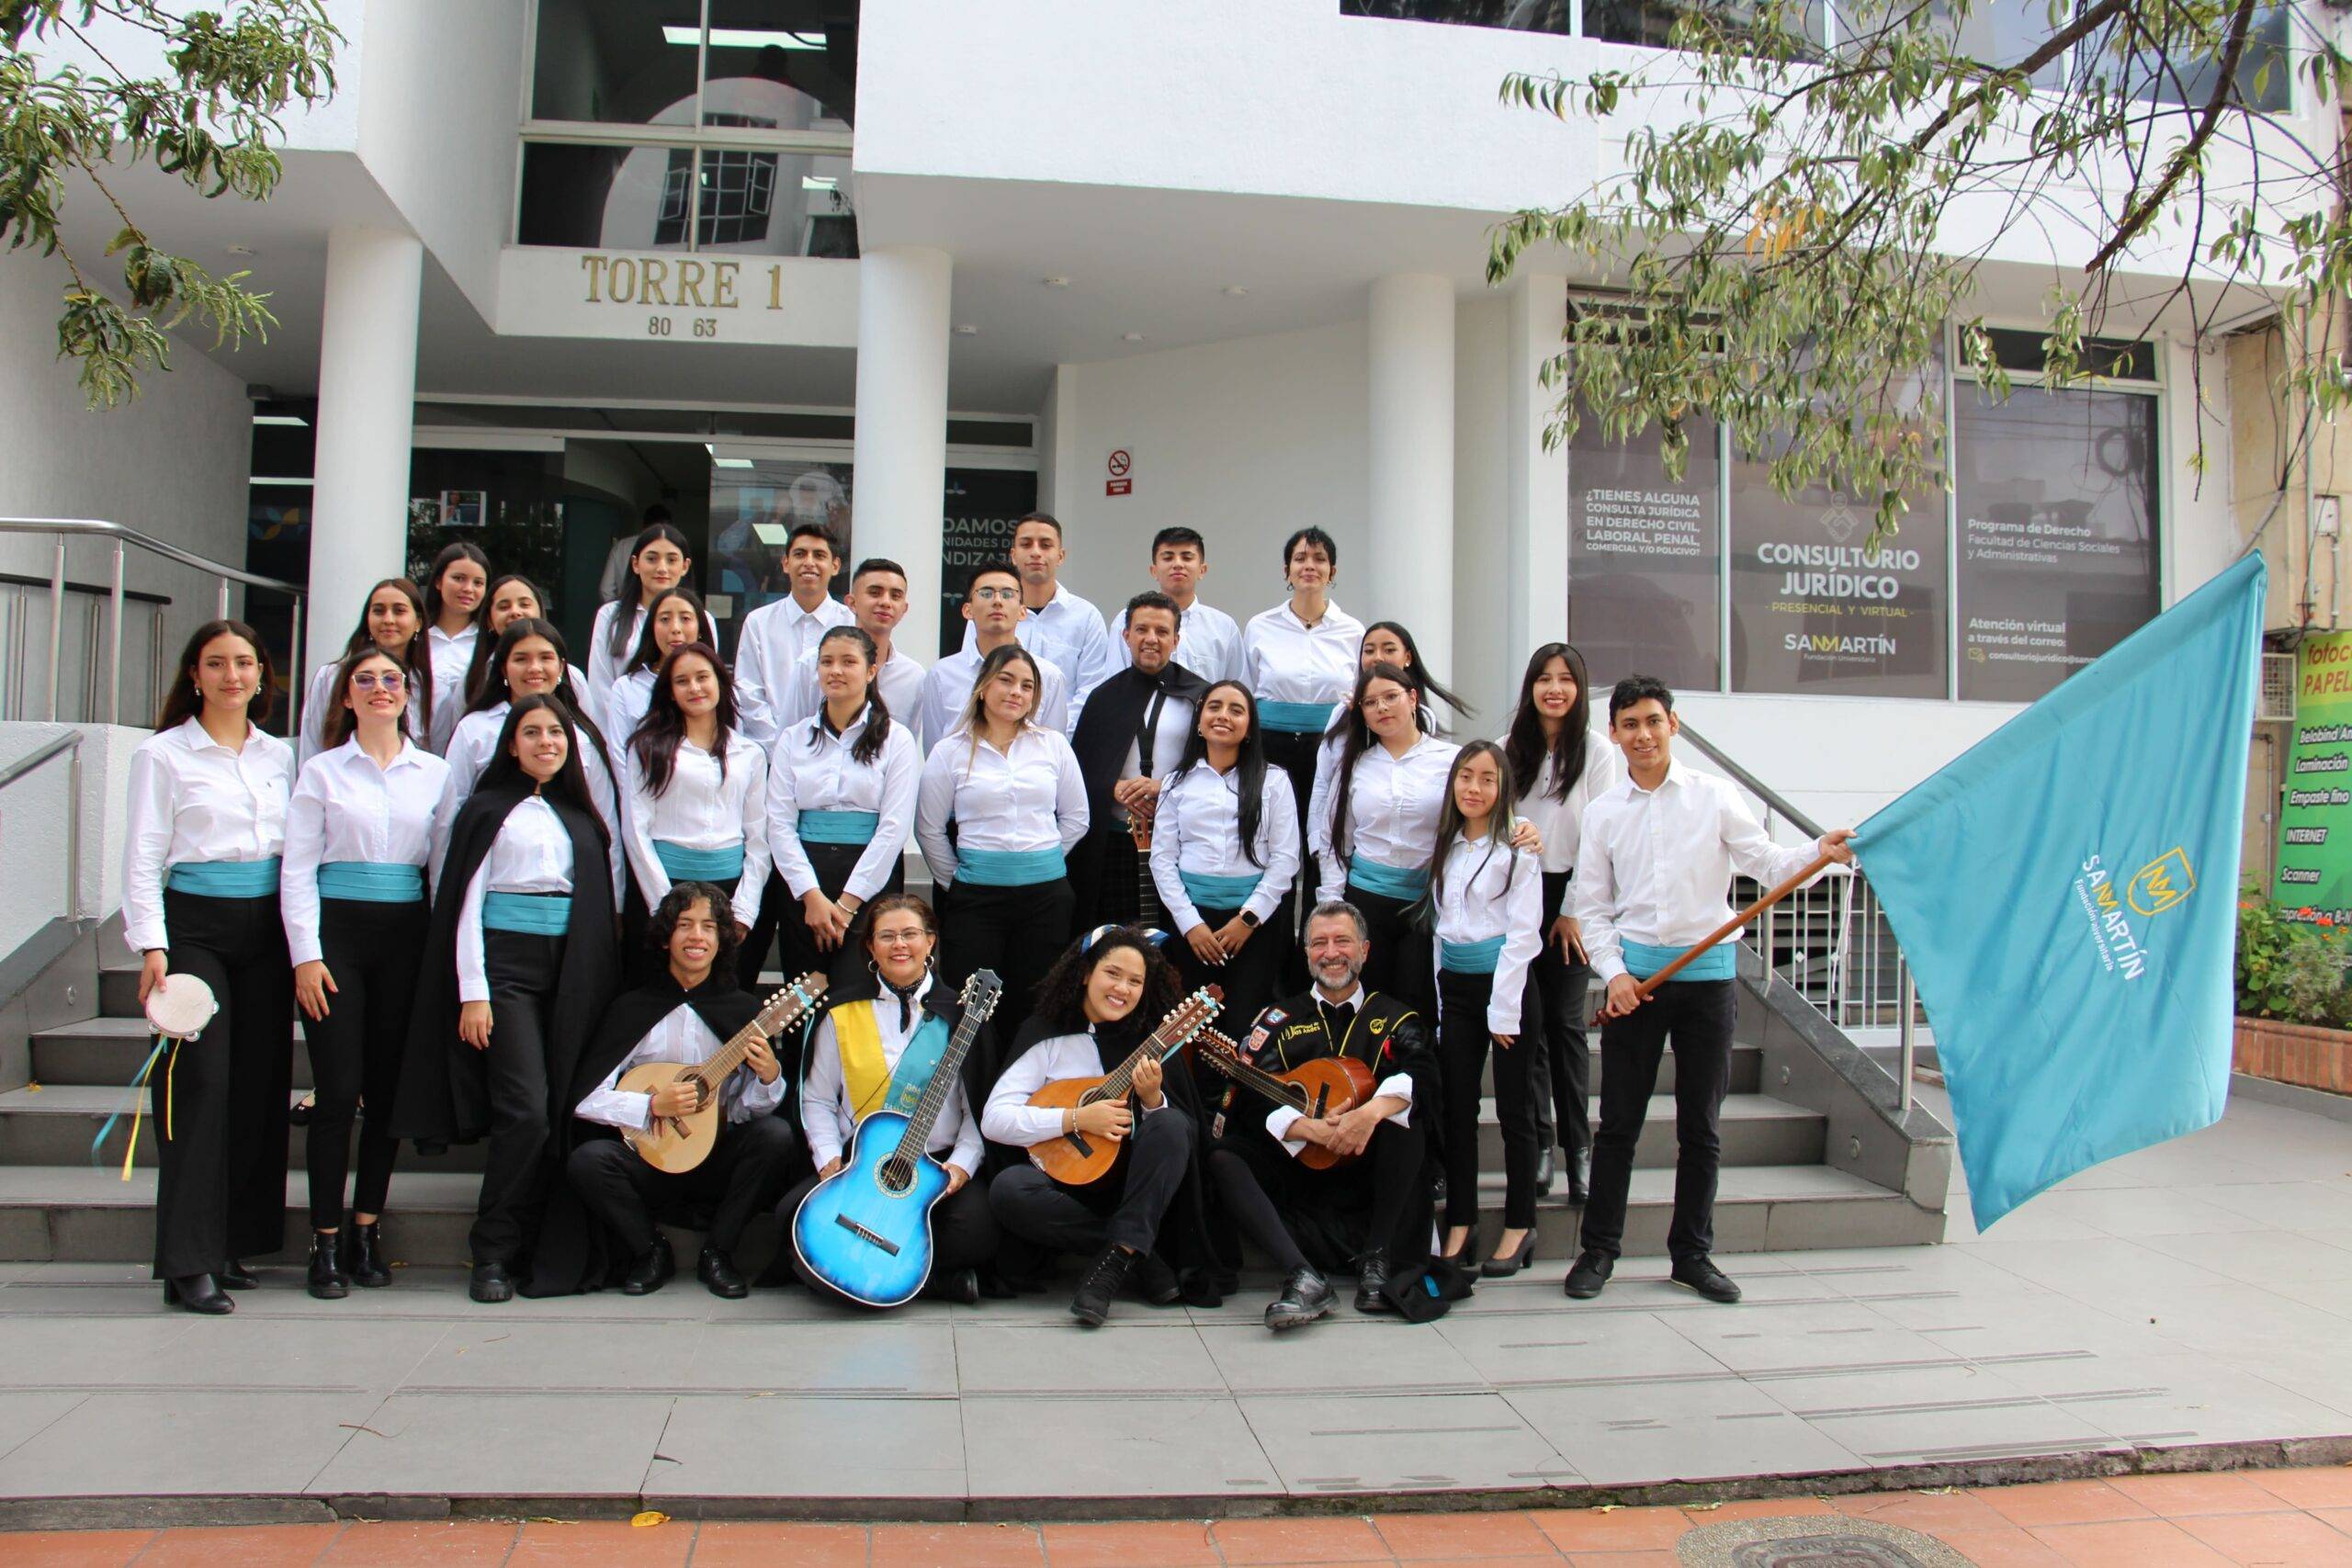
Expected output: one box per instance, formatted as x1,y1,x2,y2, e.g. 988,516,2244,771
0,517,305,733
0,731,84,919
1675,718,1828,840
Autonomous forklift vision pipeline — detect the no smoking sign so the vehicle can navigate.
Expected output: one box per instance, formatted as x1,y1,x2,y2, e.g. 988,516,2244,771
1106,448,1133,496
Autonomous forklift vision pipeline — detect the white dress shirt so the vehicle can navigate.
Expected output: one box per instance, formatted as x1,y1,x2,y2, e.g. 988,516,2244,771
763,644,928,739
1242,600,1366,707
1110,598,1244,685
1309,734,1459,900
280,737,449,965
1099,682,1195,828
981,1028,1170,1147
121,719,296,953
425,623,477,754
1261,984,1415,1155
622,731,771,925
456,795,575,1003
434,704,626,902
605,668,657,750
585,599,721,711
766,704,921,903
296,659,424,766
574,998,786,1129
1430,835,1544,1033
917,646,1070,753
1510,728,1624,877
734,593,856,743
962,581,1115,734
801,975,983,1174
1575,760,1827,985
913,725,1089,886
1148,760,1300,932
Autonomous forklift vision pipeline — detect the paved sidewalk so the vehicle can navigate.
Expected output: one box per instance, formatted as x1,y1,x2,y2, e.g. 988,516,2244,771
10,1468,2352,1563
0,1086,2346,1524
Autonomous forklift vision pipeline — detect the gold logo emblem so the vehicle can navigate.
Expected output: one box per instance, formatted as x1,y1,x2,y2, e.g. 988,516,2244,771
2126,848,2196,917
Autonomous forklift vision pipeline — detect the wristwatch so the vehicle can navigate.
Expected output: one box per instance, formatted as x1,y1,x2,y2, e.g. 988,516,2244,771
1238,910,1260,928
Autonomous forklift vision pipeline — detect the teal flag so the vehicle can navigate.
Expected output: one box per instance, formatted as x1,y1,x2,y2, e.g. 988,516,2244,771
1857,553,2267,1227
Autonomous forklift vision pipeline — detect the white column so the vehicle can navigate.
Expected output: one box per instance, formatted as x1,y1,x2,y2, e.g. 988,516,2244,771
1507,273,1569,673
1367,275,1456,685
852,246,954,660
309,225,424,673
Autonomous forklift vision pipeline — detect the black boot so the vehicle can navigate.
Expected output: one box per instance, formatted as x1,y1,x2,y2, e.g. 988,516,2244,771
163,1273,233,1315
1536,1146,1557,1197
1069,1246,1135,1327
343,1218,391,1288
696,1246,748,1300
623,1237,676,1296
469,1260,514,1303
1568,1148,1590,1206
1128,1248,1182,1307
1265,1266,1335,1331
922,1267,981,1305
306,1231,349,1301
218,1259,258,1291
1353,1249,1392,1314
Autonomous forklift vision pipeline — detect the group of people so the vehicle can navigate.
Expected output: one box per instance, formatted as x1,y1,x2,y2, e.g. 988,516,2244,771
120,509,1853,1328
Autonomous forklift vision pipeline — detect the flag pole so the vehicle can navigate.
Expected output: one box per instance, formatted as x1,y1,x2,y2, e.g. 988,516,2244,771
1591,851,1837,1023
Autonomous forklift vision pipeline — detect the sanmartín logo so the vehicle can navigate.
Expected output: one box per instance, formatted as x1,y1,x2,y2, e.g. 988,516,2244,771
1785,632,1897,655
2073,850,2196,982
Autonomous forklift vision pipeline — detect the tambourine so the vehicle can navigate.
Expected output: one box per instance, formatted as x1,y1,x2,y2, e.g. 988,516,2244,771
143,972,219,1043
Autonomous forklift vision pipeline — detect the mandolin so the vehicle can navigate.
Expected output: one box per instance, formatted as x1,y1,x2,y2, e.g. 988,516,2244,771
1195,1027,1378,1170
1024,986,1223,1185
621,973,828,1174
791,970,1004,1308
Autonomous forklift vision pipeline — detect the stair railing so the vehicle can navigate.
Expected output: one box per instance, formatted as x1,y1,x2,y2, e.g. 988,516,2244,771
0,732,84,920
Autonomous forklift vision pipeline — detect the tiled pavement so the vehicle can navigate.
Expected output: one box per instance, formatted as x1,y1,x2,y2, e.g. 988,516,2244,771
9,1469,2352,1564
0,1086,2347,1524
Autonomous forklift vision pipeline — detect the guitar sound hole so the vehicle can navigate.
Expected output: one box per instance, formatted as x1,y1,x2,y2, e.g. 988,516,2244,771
877,1156,915,1195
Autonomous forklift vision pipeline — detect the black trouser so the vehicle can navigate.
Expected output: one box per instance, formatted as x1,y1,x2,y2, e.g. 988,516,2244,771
1343,880,1435,1025
939,875,1075,1024
1528,871,1592,1162
1261,729,1321,956
773,840,903,989
1440,966,1541,1229
779,1165,1000,1301
566,1113,798,1258
1165,901,1290,1039
989,1104,1193,1256
1206,1119,1427,1273
153,889,294,1280
470,930,566,1267
305,897,426,1230
1580,977,1736,1263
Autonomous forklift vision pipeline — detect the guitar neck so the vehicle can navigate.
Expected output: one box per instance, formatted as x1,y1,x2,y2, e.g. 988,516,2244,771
1197,1032,1308,1111
1102,1025,1187,1100
692,1026,760,1090
892,1005,990,1158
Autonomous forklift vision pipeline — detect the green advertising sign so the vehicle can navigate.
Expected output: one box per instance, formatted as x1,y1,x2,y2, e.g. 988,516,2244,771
2276,629,2352,923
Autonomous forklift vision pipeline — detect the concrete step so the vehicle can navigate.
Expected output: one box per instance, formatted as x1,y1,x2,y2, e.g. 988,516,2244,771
1482,1041,1762,1097
1475,1091,1822,1169
32,1016,315,1090
0,1086,482,1171
96,964,142,1021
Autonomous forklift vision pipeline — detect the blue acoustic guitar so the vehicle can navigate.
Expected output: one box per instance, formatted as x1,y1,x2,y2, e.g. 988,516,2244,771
791,970,1003,1308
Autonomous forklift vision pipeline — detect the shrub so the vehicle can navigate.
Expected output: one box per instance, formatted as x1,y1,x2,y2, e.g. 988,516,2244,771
2237,894,2352,1028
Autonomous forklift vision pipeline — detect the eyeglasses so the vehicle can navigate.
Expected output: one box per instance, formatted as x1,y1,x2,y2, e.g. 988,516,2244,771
352,671,407,692
971,586,1020,603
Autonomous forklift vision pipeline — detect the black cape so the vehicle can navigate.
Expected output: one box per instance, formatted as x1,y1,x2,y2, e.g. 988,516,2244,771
989,1010,1227,1306
389,781,620,1153
1066,660,1210,921
526,971,772,1297
1214,987,1445,1275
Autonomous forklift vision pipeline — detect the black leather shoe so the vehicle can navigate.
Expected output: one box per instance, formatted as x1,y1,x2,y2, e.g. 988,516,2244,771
1130,1248,1182,1307
163,1273,233,1314
469,1261,514,1303
1536,1147,1556,1196
1483,1230,1538,1279
923,1267,982,1305
288,1091,315,1128
218,1259,258,1291
622,1237,675,1296
306,1232,349,1300
1353,1249,1392,1314
1670,1254,1742,1303
697,1246,748,1300
1567,1149,1590,1206
1265,1266,1335,1331
343,1219,391,1288
1563,1249,1613,1299
1069,1246,1135,1327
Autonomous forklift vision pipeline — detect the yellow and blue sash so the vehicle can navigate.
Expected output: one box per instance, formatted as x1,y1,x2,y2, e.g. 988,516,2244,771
834,999,953,1120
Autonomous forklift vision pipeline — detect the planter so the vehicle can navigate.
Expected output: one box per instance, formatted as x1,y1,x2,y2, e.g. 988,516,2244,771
2233,1016,2352,1096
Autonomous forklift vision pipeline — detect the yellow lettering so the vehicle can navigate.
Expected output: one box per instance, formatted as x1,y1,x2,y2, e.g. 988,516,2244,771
608,257,639,303
676,259,709,309
580,254,608,303
641,257,672,306
712,261,740,310
768,263,782,311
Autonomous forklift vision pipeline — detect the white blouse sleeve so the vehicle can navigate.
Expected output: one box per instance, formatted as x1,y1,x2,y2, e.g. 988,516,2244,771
455,855,495,1005
847,728,920,902
622,751,668,916
914,742,961,886
1149,789,1201,934
279,762,330,967
766,737,820,901
1051,733,1090,853
1250,776,1302,925
1487,852,1545,1036
730,745,770,930
120,743,175,954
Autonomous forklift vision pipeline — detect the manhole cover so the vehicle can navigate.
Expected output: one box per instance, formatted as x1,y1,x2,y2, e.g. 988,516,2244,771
1677,1515,1973,1568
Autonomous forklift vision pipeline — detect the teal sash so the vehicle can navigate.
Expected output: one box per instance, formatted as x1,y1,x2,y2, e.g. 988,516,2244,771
1623,938,1734,982
1180,869,1262,910
483,891,571,935
798,809,879,846
1440,935,1506,975
957,846,1067,887
878,1013,952,1115
316,862,424,903
1259,699,1335,734
165,858,280,897
653,840,744,880
1348,855,1429,901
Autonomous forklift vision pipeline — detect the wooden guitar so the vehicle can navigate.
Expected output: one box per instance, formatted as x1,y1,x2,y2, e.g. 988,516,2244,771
1195,1028,1379,1170
620,972,828,1174
791,969,1004,1307
1024,986,1222,1185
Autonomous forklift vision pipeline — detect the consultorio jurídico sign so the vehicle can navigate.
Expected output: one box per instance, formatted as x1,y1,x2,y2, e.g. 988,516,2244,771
2276,629,2352,924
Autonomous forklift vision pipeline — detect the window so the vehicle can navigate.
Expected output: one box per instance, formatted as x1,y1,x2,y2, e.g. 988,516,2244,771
1566,406,1724,692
